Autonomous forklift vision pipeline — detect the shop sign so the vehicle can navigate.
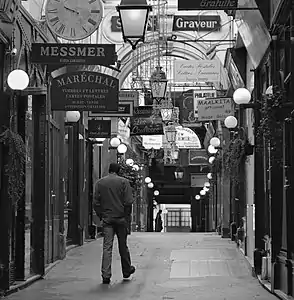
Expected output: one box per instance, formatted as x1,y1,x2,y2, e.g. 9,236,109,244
172,15,221,32
130,106,164,136
189,149,208,165
175,126,202,149
31,43,116,66
88,101,133,117
110,15,157,32
119,90,139,106
174,60,220,83
88,120,111,138
178,0,238,10
51,71,119,111
191,173,208,187
142,135,163,149
197,97,233,121
117,119,130,142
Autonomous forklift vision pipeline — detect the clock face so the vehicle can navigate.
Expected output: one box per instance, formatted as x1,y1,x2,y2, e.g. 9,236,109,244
45,0,103,41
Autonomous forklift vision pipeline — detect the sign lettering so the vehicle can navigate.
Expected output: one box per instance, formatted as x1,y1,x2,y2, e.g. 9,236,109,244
88,120,111,138
197,97,233,121
88,101,134,117
31,43,116,66
111,15,157,32
173,15,221,31
178,0,238,10
51,71,119,111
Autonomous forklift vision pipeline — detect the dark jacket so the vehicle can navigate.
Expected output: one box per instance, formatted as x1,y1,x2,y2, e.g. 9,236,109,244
93,173,133,223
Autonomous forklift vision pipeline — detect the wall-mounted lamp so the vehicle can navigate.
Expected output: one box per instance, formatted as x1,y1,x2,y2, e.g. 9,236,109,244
154,190,159,196
207,173,212,180
109,136,121,148
224,116,238,129
144,176,151,184
7,69,29,91
208,156,215,164
117,143,127,154
147,182,154,188
195,195,200,200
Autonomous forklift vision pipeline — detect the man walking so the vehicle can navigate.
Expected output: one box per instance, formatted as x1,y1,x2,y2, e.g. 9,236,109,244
93,163,135,284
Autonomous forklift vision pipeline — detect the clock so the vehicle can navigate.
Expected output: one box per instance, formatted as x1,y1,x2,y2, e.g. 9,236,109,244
45,0,103,41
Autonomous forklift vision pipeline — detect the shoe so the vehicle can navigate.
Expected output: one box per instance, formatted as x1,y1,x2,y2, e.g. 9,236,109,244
102,278,111,284
123,266,136,279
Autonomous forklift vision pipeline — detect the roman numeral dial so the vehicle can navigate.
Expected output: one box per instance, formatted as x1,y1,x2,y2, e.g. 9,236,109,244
45,0,103,41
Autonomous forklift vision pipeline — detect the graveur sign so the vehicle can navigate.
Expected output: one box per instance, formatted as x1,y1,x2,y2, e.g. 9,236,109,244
31,43,116,66
172,15,221,32
130,106,164,136
178,0,238,10
51,71,119,111
88,120,111,138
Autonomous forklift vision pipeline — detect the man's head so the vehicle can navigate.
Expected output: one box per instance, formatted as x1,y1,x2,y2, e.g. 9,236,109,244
159,209,162,214
109,162,121,174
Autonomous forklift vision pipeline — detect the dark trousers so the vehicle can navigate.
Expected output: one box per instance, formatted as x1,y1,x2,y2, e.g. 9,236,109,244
101,218,132,279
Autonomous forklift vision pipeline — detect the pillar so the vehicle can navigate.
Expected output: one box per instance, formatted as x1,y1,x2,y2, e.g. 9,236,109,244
31,94,46,276
15,95,27,280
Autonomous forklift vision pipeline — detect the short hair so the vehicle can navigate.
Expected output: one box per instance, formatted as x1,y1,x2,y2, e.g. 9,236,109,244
159,209,162,213
109,162,121,174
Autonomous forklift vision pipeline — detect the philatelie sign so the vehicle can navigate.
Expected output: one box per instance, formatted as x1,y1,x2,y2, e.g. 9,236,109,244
31,43,116,66
178,0,238,10
197,97,233,121
174,60,220,83
51,71,119,111
172,15,221,31
88,120,111,138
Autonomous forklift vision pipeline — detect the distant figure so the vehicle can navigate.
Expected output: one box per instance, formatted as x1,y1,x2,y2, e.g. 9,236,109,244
155,209,163,232
93,163,136,284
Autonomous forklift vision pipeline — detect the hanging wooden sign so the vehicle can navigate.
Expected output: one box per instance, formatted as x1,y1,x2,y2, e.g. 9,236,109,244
50,71,119,111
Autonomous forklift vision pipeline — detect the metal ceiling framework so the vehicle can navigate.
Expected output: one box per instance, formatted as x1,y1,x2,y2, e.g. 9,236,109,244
116,31,231,90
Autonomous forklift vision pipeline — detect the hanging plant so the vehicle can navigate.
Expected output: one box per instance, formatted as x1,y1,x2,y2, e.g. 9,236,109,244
0,128,26,205
119,160,142,191
222,137,247,186
211,154,222,175
255,88,285,164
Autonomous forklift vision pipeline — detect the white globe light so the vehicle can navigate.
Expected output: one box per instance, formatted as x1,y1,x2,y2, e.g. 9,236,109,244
200,190,206,196
7,69,29,90
204,187,209,192
132,164,139,171
233,88,251,105
207,173,212,179
144,177,151,184
204,182,210,187
209,156,215,164
210,137,220,148
117,143,127,154
224,116,238,129
126,158,134,166
208,145,218,154
147,182,154,188
154,190,159,196
195,195,200,200
109,137,121,148
66,111,80,122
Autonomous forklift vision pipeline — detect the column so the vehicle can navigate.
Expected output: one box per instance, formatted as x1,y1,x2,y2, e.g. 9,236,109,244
31,94,46,276
15,95,27,280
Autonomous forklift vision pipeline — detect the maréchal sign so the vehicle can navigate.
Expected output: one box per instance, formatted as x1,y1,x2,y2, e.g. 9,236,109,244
31,43,116,66
51,71,119,111
173,15,221,31
178,0,238,10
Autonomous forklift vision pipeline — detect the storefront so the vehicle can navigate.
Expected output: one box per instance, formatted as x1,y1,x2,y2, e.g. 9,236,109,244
0,5,67,293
